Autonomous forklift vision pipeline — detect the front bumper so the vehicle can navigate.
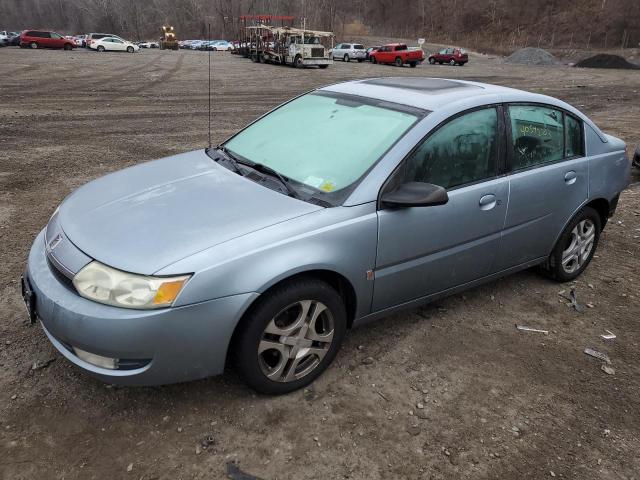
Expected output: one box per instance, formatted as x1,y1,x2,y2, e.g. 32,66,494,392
26,230,258,386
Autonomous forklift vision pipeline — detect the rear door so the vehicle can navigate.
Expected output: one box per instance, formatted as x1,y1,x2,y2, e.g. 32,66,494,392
495,104,589,270
373,106,508,311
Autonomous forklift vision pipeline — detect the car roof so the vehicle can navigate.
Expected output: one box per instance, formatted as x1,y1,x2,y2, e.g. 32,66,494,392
319,77,608,141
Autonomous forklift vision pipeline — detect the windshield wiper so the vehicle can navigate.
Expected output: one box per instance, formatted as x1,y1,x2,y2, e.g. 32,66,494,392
214,145,243,174
213,146,300,199
250,163,300,199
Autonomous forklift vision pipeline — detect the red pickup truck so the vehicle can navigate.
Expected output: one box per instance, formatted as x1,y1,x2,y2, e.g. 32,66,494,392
369,43,424,67
428,48,468,66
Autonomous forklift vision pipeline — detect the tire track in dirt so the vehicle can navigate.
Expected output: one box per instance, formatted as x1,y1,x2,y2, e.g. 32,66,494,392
125,53,185,95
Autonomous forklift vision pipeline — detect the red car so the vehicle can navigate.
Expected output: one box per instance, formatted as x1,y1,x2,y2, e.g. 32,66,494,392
20,30,75,50
369,43,424,67
428,47,468,66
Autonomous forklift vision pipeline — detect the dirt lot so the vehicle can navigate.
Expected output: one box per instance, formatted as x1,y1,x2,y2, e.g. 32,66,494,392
1,46,639,480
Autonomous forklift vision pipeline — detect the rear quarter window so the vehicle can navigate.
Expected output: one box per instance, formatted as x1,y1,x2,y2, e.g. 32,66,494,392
354,44,364,49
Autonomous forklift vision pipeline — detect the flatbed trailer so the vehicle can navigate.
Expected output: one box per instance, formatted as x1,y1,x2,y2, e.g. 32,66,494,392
248,25,334,68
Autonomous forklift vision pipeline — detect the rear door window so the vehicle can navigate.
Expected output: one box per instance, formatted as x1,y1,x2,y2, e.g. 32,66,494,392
354,44,364,50
565,114,584,158
509,105,564,169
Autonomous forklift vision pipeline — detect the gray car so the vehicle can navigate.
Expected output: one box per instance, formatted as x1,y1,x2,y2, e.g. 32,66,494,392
332,43,367,62
22,78,629,394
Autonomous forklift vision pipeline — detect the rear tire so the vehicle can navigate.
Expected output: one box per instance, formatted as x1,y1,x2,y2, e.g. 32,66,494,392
394,56,403,67
546,206,601,282
343,54,350,62
97,45,105,52
409,61,417,68
449,59,456,66
30,42,38,49
234,279,347,395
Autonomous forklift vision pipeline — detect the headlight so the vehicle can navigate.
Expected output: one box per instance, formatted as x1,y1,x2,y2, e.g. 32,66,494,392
73,261,190,309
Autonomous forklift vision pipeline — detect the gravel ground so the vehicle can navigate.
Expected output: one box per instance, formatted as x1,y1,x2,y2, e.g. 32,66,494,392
0,46,639,480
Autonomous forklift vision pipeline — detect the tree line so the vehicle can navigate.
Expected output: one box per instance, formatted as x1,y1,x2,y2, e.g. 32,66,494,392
1,0,638,50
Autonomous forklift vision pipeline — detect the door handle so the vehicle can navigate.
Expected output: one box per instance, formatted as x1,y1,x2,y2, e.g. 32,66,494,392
564,171,577,185
479,194,497,211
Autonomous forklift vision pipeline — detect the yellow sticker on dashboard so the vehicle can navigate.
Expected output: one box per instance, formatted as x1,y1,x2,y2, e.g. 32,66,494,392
319,181,335,192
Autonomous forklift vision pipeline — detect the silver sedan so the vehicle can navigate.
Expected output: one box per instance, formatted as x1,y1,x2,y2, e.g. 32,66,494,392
23,78,629,394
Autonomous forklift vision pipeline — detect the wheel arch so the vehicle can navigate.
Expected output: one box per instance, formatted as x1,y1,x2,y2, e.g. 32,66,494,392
225,268,358,370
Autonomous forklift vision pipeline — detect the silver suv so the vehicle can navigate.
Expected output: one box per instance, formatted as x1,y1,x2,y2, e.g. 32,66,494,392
332,43,366,62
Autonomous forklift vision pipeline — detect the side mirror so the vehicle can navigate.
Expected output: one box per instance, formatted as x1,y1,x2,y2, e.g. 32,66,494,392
381,182,449,208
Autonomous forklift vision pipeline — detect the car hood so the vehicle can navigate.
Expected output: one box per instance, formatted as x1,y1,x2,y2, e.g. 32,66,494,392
58,149,322,275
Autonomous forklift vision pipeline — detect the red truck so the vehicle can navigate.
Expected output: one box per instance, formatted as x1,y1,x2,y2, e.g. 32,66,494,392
369,43,424,67
428,47,468,66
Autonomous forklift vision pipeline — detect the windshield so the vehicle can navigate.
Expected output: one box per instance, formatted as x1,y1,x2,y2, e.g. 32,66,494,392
224,92,421,194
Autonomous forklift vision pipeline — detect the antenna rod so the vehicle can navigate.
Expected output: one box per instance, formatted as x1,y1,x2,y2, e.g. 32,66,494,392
208,22,212,149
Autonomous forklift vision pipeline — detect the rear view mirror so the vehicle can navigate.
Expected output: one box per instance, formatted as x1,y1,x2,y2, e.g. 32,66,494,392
381,182,449,208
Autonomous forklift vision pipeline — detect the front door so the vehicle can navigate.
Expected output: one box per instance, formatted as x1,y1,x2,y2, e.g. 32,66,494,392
373,106,508,311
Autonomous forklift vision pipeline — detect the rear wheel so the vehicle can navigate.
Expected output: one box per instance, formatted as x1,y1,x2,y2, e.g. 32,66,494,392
235,279,347,395
449,59,456,66
30,42,38,49
97,45,105,52
546,207,601,282
394,56,403,67
357,58,363,63
343,54,350,62
126,46,134,53
409,61,417,68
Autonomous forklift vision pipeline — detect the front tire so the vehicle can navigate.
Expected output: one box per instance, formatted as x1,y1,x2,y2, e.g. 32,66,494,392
449,59,456,66
63,43,72,51
370,56,376,64
127,46,134,53
547,207,601,282
235,279,347,395
429,57,435,64
294,54,304,68
343,54,349,62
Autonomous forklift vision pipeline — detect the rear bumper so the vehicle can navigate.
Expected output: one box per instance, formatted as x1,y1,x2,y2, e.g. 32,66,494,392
26,229,258,386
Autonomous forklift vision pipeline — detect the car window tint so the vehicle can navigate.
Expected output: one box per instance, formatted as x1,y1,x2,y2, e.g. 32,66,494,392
404,108,498,189
565,114,584,157
509,105,564,169
354,44,364,49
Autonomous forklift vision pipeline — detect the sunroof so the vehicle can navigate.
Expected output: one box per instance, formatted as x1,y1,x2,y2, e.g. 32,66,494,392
362,77,483,92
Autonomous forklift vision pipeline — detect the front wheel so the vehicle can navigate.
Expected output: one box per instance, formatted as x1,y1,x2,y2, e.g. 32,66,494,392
63,43,72,50
294,55,304,68
428,57,435,64
547,207,601,282
370,56,376,64
97,45,105,52
394,56,403,67
235,279,347,394
127,46,134,53
449,59,456,66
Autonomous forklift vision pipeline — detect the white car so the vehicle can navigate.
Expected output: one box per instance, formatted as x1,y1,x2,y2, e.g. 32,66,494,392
93,37,139,53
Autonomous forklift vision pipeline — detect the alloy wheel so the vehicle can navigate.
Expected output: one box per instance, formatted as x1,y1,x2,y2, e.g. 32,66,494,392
258,300,334,383
561,219,595,274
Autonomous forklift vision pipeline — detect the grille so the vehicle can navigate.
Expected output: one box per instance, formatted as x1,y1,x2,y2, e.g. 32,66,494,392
46,255,76,292
311,48,325,58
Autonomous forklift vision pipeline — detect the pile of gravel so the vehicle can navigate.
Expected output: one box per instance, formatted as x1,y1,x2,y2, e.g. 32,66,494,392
575,54,639,70
505,47,558,65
